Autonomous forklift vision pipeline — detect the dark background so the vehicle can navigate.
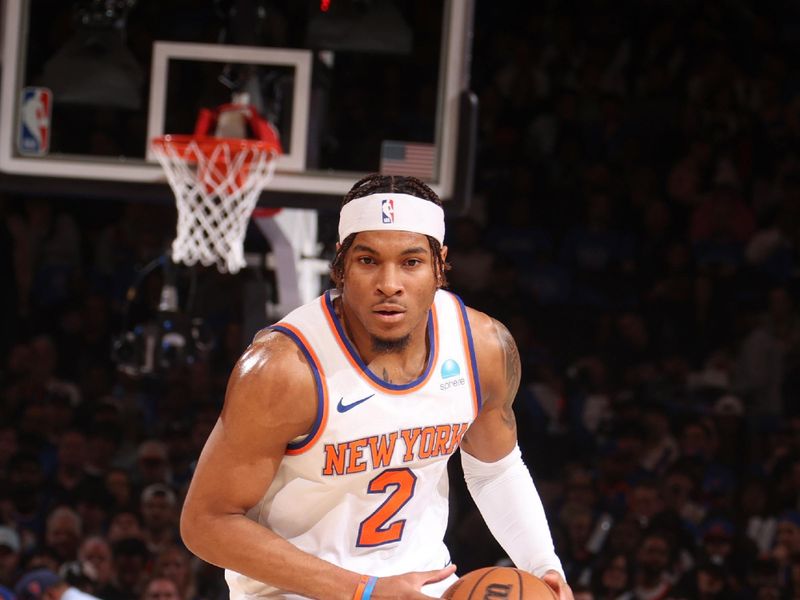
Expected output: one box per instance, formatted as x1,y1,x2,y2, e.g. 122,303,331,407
3,1,800,599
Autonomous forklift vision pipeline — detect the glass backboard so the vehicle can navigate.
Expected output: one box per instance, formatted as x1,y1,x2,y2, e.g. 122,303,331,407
0,0,475,207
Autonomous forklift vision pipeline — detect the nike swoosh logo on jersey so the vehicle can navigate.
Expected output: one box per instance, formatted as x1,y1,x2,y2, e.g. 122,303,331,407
337,394,375,413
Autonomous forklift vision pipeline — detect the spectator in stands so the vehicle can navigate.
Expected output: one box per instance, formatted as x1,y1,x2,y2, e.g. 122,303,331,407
0,195,18,357
745,206,795,283
107,510,143,544
48,430,90,507
666,139,712,209
0,427,18,481
83,424,120,480
670,555,732,600
106,538,149,600
27,336,81,409
74,482,113,538
152,546,196,600
558,503,595,585
561,465,598,512
6,198,81,320
625,478,664,531
678,418,735,509
0,527,21,588
139,485,179,557
788,556,800,600
192,560,228,600
559,192,633,309
735,286,800,416
63,293,115,393
104,469,133,510
590,552,633,600
58,560,100,596
772,511,800,575
699,517,736,567
709,394,747,472
160,424,194,493
660,461,706,532
690,172,755,246
77,537,113,595
134,441,171,489
639,405,679,475
631,530,678,599
141,577,181,600
446,217,495,299
14,567,102,600
743,558,783,599
570,584,594,600
44,507,81,566
737,475,778,558
20,548,60,578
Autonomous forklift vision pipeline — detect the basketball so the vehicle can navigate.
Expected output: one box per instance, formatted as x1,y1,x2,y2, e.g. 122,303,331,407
442,567,557,600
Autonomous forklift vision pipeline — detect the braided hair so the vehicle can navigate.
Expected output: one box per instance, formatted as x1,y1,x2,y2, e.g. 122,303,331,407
330,174,450,288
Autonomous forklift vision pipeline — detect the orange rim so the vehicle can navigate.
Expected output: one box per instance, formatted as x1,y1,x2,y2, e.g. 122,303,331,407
151,134,281,161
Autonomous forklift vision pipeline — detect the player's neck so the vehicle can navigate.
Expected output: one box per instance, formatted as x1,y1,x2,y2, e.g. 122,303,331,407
365,337,430,385
336,298,430,384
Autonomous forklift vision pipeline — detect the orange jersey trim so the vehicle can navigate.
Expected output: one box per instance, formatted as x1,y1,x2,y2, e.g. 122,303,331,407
269,322,329,455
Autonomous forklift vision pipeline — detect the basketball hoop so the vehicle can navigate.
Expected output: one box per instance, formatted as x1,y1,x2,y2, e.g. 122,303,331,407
151,102,282,274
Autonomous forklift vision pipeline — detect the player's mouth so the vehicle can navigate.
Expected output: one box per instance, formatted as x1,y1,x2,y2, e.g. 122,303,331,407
372,304,406,322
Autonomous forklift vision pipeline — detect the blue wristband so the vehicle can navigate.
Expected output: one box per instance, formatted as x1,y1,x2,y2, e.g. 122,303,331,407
362,576,377,600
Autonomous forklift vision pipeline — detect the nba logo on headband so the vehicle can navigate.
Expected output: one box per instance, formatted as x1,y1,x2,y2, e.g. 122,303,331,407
338,193,445,244
381,199,395,224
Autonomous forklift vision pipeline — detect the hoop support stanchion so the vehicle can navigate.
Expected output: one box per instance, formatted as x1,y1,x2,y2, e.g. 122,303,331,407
253,208,328,320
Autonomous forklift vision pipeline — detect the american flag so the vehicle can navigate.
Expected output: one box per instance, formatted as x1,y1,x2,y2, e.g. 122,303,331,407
380,141,436,180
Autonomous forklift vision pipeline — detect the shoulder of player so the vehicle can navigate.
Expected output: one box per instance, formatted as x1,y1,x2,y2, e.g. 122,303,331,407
227,328,317,409
462,306,515,377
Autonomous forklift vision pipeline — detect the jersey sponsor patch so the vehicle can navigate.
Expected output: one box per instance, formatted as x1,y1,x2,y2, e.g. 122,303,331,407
440,359,465,391
440,359,460,378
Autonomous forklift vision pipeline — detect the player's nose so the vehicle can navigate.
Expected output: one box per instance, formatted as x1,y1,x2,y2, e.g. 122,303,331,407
375,264,403,296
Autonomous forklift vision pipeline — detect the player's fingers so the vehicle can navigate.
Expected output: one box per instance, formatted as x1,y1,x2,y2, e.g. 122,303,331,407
417,563,457,585
540,571,573,600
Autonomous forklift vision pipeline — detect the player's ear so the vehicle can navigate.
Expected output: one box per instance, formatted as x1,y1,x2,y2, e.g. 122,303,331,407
440,245,448,263
336,242,341,252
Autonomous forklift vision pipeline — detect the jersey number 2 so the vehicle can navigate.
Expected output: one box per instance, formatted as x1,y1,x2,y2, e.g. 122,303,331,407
357,468,417,547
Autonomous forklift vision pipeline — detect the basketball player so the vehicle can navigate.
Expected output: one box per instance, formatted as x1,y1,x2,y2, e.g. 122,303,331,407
181,175,573,600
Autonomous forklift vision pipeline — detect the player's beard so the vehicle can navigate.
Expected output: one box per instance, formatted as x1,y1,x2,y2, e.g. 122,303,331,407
371,334,411,353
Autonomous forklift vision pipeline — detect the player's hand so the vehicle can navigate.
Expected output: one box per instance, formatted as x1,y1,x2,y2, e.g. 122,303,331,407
541,570,574,600
370,564,456,599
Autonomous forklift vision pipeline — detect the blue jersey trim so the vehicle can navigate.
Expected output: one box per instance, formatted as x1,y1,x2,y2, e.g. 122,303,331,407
270,325,325,452
324,291,436,392
453,293,483,412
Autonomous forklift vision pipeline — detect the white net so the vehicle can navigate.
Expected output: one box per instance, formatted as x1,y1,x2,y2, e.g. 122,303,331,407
152,137,278,273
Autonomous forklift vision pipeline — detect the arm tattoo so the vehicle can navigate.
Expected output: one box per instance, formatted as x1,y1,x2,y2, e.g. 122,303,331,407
492,318,520,431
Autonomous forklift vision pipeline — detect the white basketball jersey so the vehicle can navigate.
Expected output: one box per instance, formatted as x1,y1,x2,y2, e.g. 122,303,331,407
226,289,482,599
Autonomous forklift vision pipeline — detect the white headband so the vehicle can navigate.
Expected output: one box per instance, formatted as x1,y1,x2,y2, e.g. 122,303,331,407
338,193,445,245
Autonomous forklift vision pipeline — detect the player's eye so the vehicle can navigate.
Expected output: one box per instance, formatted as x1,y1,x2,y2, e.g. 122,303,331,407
405,258,422,267
357,256,375,265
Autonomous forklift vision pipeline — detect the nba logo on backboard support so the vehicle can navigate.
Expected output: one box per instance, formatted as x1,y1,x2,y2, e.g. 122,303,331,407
381,198,394,224
18,87,52,156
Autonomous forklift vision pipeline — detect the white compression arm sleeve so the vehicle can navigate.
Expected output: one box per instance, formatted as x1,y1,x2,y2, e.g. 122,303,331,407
461,445,565,579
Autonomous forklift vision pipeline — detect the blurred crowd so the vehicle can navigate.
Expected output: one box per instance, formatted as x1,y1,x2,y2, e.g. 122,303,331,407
3,1,800,599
